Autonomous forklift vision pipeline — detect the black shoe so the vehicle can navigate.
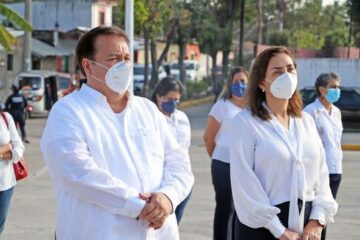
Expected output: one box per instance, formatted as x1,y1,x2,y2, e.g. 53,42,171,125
22,139,30,144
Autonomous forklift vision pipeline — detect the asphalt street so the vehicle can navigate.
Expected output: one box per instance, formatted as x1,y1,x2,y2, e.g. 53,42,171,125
2,101,360,240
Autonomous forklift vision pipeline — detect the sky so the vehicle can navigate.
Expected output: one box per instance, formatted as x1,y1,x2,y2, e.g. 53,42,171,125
322,0,346,6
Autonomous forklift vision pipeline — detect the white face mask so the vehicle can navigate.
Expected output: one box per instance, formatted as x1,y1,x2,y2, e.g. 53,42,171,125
89,60,131,94
266,72,298,99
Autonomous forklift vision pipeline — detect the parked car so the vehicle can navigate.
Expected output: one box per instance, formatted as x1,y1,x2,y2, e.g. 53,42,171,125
300,86,360,130
133,64,167,92
171,60,204,82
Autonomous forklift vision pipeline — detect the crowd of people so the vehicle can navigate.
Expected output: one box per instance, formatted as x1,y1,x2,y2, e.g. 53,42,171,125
0,26,344,240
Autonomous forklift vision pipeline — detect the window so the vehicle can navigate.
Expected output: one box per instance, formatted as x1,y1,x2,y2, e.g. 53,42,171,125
7,54,13,71
99,11,105,25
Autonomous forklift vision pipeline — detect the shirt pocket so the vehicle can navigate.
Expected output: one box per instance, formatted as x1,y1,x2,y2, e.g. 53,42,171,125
135,128,164,158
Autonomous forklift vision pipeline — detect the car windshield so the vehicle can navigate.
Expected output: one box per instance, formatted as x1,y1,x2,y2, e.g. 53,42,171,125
57,77,71,90
134,66,152,75
338,89,360,105
18,76,41,90
172,62,195,70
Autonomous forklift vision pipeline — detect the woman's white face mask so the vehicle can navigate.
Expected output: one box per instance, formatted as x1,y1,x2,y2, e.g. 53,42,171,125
89,60,131,94
266,72,298,99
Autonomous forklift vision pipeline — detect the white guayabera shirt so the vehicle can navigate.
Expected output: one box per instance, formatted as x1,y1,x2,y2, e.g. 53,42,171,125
304,99,343,174
41,85,194,240
230,108,338,238
166,109,191,152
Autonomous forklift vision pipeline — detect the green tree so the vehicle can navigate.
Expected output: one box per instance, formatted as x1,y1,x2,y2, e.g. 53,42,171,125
0,3,32,51
115,0,176,95
348,0,360,46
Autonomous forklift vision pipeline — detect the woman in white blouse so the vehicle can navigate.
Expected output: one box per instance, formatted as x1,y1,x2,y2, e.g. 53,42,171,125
151,77,192,224
203,67,248,240
304,72,343,240
230,47,337,240
0,106,25,235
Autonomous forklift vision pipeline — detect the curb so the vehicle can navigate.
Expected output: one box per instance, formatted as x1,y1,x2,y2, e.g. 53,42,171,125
341,144,360,151
178,95,214,109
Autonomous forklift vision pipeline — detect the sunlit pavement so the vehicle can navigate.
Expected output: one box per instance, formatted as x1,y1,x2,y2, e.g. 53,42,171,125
2,101,360,240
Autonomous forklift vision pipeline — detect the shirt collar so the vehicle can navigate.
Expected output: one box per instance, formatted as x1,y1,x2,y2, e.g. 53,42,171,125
314,98,327,113
80,84,134,107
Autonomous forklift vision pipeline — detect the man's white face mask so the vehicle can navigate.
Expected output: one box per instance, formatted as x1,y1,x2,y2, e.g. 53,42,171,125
90,60,131,94
266,72,298,99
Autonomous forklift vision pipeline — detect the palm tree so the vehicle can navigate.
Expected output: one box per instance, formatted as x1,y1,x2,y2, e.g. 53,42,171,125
0,3,32,51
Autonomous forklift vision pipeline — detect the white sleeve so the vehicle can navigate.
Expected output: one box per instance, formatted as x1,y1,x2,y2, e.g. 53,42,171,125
209,100,225,123
5,112,24,163
40,105,146,218
309,124,338,224
157,111,194,211
183,112,191,149
230,113,285,238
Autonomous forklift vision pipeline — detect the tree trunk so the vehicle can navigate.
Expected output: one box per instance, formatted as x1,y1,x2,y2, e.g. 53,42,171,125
149,39,159,90
178,40,186,85
211,53,217,96
178,39,187,98
222,50,230,82
142,30,149,96
157,20,177,67
256,0,263,44
239,0,245,65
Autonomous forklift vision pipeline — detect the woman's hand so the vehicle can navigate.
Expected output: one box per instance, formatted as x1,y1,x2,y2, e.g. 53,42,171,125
279,229,302,240
0,143,13,154
302,220,323,240
5,143,13,151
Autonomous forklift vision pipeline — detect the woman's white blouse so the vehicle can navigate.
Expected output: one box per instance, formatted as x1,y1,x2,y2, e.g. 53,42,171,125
166,109,191,152
304,99,343,174
0,112,25,191
209,99,242,163
230,108,338,238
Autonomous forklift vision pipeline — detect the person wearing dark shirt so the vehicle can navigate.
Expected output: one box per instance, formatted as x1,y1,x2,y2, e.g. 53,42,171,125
5,85,30,144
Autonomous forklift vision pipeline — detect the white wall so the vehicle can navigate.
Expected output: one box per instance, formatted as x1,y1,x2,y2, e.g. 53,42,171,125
4,1,114,31
296,59,360,89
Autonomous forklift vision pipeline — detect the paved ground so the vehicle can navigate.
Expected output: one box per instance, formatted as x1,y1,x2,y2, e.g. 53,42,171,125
2,102,360,239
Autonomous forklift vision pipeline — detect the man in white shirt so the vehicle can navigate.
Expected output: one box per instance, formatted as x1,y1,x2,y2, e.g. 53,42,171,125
40,26,194,240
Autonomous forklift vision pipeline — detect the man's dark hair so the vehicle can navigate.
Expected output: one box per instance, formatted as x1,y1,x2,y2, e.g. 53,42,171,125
75,26,128,75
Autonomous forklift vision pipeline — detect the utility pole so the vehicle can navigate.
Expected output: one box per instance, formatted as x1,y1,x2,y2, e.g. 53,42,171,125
23,0,32,71
239,0,245,66
125,0,134,90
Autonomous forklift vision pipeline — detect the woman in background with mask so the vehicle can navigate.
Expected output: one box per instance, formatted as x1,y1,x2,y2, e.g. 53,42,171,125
203,67,248,240
230,47,337,240
304,73,343,240
151,77,192,224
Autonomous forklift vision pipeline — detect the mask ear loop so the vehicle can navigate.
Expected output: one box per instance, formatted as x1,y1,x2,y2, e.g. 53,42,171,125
88,59,110,70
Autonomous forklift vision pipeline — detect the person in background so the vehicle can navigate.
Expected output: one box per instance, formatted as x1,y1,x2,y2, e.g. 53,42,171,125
0,103,25,235
203,67,249,240
151,76,192,224
40,26,193,240
229,46,337,240
5,85,30,144
304,72,343,240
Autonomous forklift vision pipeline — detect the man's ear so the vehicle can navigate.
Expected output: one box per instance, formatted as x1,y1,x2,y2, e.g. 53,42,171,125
82,58,91,76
